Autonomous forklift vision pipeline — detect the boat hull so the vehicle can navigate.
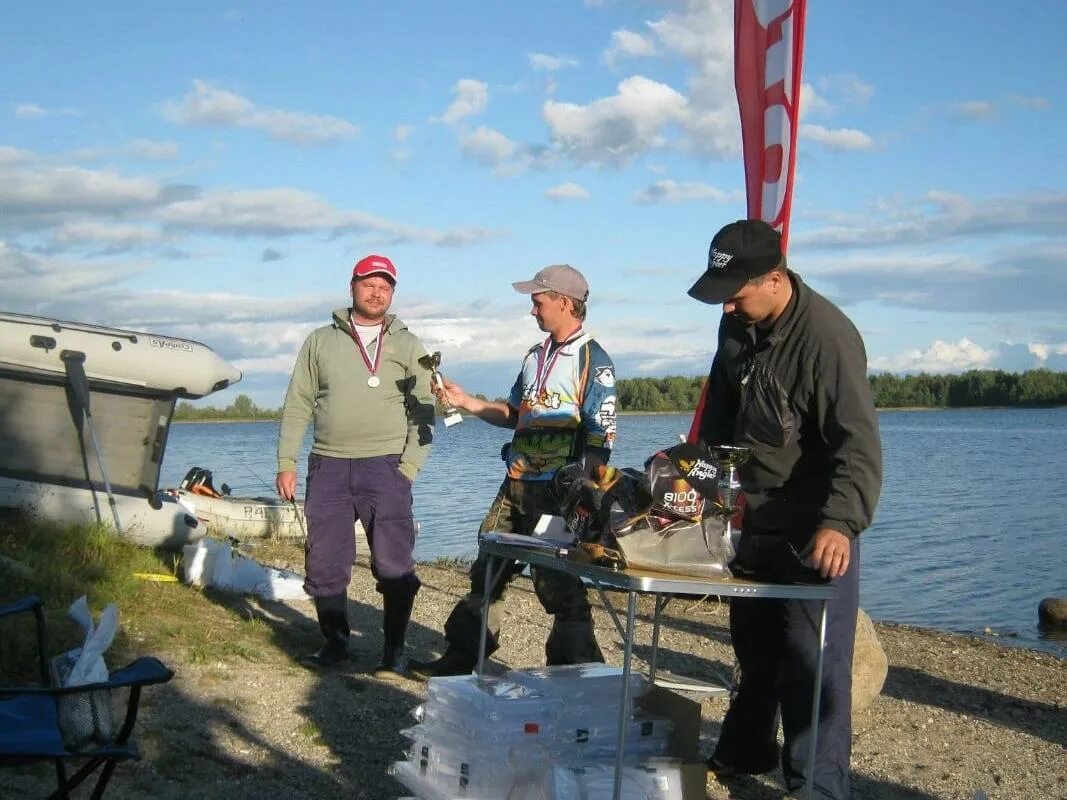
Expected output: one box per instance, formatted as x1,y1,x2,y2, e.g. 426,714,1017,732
171,489,369,540
0,478,202,549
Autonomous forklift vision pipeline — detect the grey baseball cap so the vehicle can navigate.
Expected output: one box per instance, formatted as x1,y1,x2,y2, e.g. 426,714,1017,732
513,264,589,301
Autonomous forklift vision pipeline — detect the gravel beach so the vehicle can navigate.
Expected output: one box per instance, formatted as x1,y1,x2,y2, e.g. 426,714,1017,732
6,556,1065,800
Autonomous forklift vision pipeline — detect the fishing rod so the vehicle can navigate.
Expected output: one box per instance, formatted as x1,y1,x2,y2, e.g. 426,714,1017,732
234,457,309,539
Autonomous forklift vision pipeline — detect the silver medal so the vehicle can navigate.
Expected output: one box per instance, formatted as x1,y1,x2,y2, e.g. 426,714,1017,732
367,375,381,388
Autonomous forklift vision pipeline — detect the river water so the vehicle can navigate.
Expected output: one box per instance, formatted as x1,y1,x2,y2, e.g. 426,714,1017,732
162,407,1067,657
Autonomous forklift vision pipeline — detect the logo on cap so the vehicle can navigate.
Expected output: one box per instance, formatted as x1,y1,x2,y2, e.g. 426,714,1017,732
710,249,733,270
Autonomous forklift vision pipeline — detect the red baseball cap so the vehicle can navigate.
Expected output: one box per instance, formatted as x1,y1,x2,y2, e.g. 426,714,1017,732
352,254,397,283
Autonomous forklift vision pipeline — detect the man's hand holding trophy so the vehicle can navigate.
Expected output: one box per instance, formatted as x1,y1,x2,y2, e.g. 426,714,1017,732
420,351,463,428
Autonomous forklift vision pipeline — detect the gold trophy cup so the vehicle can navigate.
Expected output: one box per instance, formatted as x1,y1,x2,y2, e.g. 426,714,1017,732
421,351,463,427
709,444,752,539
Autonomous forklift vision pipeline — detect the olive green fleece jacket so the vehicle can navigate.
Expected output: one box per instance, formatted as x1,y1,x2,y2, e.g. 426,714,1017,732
277,309,435,481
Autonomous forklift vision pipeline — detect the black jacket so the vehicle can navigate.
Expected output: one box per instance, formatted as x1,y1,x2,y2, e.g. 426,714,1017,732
698,271,882,540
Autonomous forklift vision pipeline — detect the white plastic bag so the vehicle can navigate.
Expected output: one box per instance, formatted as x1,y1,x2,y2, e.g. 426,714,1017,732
183,538,310,601
65,596,118,685
53,595,118,750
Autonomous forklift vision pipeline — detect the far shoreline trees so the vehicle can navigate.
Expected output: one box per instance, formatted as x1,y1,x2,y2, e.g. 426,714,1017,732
174,369,1067,421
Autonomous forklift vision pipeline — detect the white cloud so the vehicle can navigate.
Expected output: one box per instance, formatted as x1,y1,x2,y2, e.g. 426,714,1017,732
801,83,833,119
528,52,579,71
0,240,151,301
800,124,875,151
952,101,996,120
158,186,497,247
1008,94,1051,111
0,165,171,216
870,338,995,374
392,124,414,141
161,80,359,145
460,125,520,165
543,76,688,166
811,74,875,112
544,182,590,201
632,179,740,205
0,146,33,165
644,0,741,158
1028,342,1067,360
124,139,181,160
647,1,733,97
0,148,498,255
433,79,488,125
793,238,1067,316
52,221,167,248
446,1,746,172
796,190,1067,249
459,126,554,176
602,30,658,65
14,103,79,119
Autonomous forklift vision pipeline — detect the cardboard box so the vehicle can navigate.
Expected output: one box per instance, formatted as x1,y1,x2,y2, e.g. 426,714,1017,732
637,685,707,800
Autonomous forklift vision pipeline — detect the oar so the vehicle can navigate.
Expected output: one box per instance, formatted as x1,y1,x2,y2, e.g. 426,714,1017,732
62,351,122,532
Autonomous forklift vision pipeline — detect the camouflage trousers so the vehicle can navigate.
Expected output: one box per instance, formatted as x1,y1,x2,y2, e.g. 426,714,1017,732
441,478,604,665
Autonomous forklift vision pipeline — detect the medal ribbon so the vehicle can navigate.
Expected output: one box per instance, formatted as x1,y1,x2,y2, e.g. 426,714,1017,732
348,317,385,380
532,327,583,398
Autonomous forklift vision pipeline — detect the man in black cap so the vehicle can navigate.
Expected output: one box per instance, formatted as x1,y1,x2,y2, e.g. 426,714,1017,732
689,220,882,800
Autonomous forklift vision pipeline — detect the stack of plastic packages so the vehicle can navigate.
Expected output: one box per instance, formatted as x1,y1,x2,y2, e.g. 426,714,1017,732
389,664,687,799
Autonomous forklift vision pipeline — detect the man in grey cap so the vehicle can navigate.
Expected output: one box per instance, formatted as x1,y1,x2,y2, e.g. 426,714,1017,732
689,220,882,799
409,264,618,678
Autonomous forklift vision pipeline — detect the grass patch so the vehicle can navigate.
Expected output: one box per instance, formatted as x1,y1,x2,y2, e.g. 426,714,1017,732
241,536,305,571
420,555,474,569
298,720,323,744
0,513,285,680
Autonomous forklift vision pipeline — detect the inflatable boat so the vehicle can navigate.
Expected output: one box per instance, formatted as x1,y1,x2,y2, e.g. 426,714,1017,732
0,311,242,399
0,478,201,549
1,310,242,546
169,467,367,540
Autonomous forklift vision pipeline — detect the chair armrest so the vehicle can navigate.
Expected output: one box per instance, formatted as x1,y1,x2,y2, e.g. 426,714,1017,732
0,595,42,618
0,658,174,697
0,595,50,686
106,657,174,689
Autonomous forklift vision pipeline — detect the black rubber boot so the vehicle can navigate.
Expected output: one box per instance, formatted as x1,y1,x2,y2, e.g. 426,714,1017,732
545,618,604,666
408,648,476,681
373,577,419,681
301,593,350,668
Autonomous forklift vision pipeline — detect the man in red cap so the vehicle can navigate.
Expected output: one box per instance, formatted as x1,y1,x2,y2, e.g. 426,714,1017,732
276,254,435,678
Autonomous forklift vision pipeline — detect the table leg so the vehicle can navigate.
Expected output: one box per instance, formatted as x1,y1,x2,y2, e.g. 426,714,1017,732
596,584,627,640
476,556,504,676
649,593,667,683
612,590,637,800
804,598,828,800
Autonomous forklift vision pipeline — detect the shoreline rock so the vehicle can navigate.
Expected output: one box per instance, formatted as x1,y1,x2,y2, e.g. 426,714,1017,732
1038,596,1067,629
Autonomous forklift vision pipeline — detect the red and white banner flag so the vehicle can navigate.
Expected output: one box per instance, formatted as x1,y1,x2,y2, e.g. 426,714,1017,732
687,0,807,445
734,0,807,252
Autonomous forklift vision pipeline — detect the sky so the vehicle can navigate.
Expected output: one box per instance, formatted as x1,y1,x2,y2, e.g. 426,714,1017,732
3,0,1066,407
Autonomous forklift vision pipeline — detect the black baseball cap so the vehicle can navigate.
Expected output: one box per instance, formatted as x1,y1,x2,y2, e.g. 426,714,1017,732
687,219,784,304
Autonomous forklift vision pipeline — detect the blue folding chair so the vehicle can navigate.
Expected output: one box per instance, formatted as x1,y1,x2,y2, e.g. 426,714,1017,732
0,596,173,799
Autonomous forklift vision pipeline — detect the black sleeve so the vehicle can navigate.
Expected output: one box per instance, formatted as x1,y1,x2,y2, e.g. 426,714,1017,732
813,325,883,537
698,315,739,446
